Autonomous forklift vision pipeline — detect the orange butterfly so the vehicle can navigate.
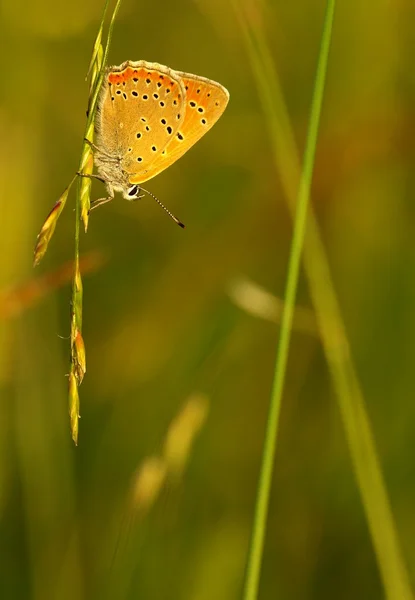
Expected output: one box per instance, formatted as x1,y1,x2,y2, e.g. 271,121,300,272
86,60,229,223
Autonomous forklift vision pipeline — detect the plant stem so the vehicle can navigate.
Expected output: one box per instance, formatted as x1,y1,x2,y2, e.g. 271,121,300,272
69,0,124,443
242,2,336,598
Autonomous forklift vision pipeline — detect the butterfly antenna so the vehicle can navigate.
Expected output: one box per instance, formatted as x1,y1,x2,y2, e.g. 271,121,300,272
140,186,185,229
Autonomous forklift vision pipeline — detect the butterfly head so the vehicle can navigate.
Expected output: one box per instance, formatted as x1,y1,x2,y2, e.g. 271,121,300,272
126,184,143,200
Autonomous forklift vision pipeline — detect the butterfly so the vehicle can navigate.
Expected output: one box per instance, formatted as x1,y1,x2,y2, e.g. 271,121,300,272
86,60,229,222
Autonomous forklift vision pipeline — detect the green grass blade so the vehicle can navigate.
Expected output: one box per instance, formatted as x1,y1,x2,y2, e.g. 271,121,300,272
233,1,413,599
238,2,335,599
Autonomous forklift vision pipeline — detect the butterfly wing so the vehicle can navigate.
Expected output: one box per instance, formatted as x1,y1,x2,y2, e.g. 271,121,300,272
129,71,229,185
95,60,187,183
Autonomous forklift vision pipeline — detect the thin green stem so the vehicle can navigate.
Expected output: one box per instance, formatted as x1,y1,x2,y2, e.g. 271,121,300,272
241,3,335,599
69,0,124,442
72,0,124,326
233,0,413,598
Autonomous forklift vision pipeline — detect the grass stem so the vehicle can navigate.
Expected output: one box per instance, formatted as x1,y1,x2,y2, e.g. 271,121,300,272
240,3,336,598
234,1,413,597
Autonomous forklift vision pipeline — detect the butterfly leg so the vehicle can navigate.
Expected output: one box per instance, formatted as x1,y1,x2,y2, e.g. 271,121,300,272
77,170,115,213
89,196,114,212
83,138,115,160
77,171,106,184
83,138,101,153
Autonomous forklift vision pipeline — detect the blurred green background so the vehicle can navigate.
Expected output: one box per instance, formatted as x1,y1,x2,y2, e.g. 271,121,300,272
1,0,415,598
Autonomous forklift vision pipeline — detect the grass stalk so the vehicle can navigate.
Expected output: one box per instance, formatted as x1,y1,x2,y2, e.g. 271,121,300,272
69,0,124,443
238,2,335,598
233,1,413,598
33,0,124,442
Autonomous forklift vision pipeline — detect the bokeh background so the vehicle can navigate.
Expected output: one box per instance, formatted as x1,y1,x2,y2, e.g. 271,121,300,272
1,0,415,598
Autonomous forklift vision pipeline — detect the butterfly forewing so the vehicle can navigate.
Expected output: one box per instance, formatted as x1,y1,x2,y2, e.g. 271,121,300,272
129,72,229,184
96,61,186,182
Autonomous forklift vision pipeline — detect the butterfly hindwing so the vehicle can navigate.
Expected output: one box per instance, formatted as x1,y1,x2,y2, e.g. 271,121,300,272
129,71,229,184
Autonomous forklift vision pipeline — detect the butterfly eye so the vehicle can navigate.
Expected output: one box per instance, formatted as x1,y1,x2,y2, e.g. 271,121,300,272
127,184,140,197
